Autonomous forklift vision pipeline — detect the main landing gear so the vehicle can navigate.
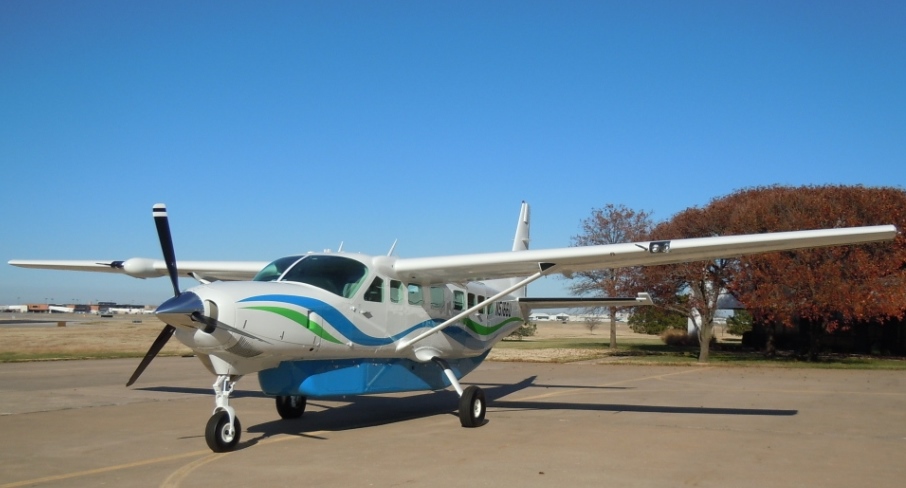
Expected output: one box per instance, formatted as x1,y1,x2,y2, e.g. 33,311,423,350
275,395,307,419
435,358,486,427
205,375,242,452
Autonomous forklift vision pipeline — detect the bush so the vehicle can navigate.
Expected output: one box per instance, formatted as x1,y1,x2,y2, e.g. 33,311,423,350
507,321,537,340
660,329,717,347
629,306,687,335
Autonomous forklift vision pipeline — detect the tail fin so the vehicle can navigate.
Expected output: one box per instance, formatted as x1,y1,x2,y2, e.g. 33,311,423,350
512,201,530,252
486,201,531,297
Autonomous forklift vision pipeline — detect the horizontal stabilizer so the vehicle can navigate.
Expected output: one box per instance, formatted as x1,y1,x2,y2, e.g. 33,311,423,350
517,292,653,318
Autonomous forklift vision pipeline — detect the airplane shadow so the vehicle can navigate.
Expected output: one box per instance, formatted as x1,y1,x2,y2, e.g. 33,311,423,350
138,386,269,399
491,400,798,417
140,376,797,451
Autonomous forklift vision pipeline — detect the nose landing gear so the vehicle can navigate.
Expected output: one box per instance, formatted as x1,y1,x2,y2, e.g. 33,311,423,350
205,375,242,452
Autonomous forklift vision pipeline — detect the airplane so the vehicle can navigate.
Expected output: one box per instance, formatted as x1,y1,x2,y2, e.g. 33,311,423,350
8,202,897,452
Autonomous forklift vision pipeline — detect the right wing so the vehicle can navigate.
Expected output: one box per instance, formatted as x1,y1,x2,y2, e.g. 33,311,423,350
392,225,898,284
7,258,268,282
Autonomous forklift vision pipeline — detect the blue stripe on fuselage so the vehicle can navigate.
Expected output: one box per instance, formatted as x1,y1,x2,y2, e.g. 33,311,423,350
240,294,498,349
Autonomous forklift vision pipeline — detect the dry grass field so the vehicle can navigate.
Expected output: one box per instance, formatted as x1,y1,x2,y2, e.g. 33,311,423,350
0,313,192,361
0,312,649,362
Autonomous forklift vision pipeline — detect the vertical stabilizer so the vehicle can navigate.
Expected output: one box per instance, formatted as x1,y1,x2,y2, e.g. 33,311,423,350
512,201,530,252
486,201,531,297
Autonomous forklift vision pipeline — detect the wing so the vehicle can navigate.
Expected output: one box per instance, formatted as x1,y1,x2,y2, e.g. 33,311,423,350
392,225,898,283
8,258,268,282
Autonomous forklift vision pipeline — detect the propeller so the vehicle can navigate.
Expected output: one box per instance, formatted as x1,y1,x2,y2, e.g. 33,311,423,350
126,324,175,386
127,203,268,387
153,204,181,297
126,203,183,386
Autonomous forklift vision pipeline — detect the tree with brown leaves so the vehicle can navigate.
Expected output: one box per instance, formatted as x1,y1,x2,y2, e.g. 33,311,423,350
641,185,905,362
643,206,735,362
569,204,653,350
718,185,906,360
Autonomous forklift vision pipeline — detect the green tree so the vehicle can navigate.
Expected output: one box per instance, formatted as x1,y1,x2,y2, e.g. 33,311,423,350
725,309,753,336
628,305,687,335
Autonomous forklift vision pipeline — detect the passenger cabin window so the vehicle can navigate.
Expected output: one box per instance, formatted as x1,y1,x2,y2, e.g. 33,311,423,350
467,293,475,308
453,290,465,311
278,255,368,298
430,286,445,309
390,280,403,304
408,284,423,305
364,277,383,302
253,255,303,282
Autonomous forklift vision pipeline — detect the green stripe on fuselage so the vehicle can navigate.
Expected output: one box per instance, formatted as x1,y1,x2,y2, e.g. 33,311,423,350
463,316,523,336
243,306,343,344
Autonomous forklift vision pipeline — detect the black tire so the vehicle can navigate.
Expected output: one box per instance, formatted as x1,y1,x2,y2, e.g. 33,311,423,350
275,395,307,419
205,410,241,452
458,385,486,428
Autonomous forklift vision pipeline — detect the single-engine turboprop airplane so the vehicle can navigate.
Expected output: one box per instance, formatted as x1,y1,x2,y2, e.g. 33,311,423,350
8,203,897,452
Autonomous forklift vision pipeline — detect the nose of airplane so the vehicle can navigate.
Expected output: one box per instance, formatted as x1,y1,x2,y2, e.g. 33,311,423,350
155,291,204,329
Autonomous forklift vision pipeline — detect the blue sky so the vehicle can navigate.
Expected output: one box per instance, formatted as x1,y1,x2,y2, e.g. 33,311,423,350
1,0,904,305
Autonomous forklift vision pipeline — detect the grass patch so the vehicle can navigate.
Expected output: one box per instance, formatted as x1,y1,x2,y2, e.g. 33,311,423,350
0,351,187,362
493,337,906,370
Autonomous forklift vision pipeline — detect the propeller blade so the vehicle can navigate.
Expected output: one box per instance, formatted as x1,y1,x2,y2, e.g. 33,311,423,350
126,324,175,386
191,312,271,343
152,204,181,297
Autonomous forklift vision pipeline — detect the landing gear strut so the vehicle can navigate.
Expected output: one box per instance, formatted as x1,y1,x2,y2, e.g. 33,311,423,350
434,358,486,427
205,375,242,452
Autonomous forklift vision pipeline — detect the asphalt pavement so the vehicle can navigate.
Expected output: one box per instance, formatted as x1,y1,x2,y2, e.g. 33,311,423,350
1,357,904,487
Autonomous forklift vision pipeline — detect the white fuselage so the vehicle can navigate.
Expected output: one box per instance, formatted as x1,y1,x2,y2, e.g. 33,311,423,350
170,252,525,380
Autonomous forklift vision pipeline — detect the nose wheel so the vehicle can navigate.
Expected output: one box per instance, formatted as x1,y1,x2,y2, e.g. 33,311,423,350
206,410,241,452
204,375,242,452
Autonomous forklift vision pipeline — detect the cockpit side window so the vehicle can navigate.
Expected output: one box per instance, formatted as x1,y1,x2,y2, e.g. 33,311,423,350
280,255,369,298
364,277,383,302
253,255,304,282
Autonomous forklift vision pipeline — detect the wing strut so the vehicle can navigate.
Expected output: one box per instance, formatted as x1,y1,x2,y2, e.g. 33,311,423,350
395,263,556,352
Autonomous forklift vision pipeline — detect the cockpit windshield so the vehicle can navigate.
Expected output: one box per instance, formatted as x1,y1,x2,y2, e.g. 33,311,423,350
253,255,304,282
264,255,369,298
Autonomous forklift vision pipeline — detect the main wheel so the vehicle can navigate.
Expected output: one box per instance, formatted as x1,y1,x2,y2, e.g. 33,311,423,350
205,410,241,452
276,395,307,419
458,385,486,428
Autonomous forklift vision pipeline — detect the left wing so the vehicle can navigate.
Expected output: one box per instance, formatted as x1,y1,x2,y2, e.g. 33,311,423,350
392,225,897,283
8,258,268,282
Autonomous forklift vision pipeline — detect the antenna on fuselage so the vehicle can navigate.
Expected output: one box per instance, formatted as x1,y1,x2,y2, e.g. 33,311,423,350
387,239,398,257
337,241,344,252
